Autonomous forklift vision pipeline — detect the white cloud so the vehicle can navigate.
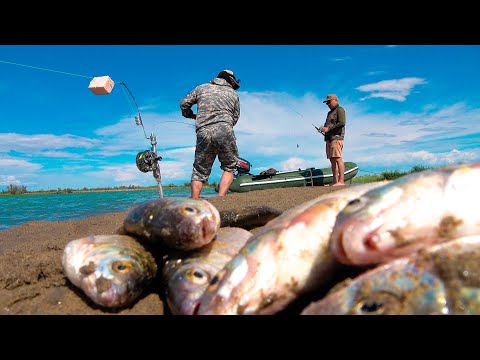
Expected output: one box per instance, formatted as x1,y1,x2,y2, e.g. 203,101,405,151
280,158,308,171
0,175,21,186
356,77,427,102
95,114,196,152
0,158,42,171
366,70,386,76
38,150,81,158
329,56,352,62
356,149,477,167
0,133,99,153
84,161,190,186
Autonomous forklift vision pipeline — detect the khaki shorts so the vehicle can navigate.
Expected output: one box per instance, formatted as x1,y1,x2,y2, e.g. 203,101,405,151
326,139,343,159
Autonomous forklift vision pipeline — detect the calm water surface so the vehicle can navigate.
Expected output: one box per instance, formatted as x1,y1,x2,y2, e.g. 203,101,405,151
0,188,217,231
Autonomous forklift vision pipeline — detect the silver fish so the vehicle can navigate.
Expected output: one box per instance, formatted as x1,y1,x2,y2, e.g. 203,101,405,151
123,197,221,251
302,235,480,315
162,227,252,315
62,234,157,308
330,161,480,266
196,182,389,315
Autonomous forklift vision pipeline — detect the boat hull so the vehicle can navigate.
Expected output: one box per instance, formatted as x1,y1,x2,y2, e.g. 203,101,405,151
228,162,359,193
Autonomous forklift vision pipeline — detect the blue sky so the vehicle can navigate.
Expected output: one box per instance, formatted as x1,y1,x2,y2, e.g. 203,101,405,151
1,45,479,191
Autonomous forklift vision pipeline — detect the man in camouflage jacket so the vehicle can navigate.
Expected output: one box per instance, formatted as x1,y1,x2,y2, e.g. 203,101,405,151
180,69,241,198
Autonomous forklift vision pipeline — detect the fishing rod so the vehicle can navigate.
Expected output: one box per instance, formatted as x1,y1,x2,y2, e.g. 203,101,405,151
0,59,169,198
117,81,164,198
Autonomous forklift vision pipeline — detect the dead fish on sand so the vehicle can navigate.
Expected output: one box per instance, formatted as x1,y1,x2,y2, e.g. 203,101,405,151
196,182,388,315
123,198,221,251
62,235,157,308
162,227,253,315
219,205,282,230
302,235,480,315
330,161,480,266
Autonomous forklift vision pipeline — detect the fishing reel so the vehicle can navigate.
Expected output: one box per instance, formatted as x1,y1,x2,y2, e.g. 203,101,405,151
136,150,162,173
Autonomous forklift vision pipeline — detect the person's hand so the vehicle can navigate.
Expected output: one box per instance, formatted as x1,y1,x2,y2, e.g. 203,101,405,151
181,108,196,119
322,127,329,133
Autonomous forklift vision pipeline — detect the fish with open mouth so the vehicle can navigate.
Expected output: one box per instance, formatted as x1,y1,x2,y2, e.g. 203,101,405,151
329,161,480,266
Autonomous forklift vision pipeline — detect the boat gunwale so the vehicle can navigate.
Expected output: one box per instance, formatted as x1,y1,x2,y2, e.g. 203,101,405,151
238,165,359,188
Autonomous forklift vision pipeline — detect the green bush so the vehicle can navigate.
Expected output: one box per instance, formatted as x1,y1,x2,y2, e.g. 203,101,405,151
354,164,433,183
2,184,28,195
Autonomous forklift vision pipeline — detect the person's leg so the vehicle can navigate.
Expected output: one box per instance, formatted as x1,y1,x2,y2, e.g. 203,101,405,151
331,158,344,186
216,125,239,196
330,158,338,185
190,180,203,199
191,130,215,198
336,157,345,185
331,140,345,186
326,141,338,185
217,171,234,196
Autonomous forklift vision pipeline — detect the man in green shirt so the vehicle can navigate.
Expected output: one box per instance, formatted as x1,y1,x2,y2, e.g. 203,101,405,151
320,94,346,186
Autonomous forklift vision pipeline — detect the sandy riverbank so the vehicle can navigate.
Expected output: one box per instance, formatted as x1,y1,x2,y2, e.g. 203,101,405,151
0,185,343,315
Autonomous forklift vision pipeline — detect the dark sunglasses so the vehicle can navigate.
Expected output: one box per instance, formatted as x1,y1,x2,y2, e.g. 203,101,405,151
325,100,332,105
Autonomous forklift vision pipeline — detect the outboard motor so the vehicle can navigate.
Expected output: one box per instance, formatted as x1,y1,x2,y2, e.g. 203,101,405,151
235,157,252,177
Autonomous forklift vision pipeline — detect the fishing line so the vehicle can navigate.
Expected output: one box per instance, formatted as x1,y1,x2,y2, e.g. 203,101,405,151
0,58,169,198
290,106,307,150
290,106,304,117
153,121,196,131
0,59,93,79
0,58,135,112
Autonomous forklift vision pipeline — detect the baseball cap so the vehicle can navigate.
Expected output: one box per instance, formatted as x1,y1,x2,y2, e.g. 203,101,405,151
217,69,241,90
323,94,338,103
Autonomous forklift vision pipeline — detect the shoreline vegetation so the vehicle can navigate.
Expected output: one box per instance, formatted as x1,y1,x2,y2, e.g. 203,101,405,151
0,182,218,196
0,165,432,196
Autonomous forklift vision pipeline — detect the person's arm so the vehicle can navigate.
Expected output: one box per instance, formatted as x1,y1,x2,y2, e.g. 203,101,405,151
180,88,198,119
232,96,240,126
327,107,346,131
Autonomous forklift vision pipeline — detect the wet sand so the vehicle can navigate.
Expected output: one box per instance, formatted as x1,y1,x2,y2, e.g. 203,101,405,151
0,186,343,315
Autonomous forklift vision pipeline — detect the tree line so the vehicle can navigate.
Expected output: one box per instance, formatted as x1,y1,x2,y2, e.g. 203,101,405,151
1,181,219,195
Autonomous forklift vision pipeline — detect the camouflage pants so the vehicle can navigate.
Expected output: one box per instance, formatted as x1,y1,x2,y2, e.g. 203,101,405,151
191,123,239,183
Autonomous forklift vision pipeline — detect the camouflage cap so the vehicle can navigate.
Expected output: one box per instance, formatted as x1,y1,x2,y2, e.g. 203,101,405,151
323,94,338,103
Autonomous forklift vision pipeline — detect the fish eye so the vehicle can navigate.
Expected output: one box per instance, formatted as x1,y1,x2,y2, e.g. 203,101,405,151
182,206,197,215
186,269,209,285
210,275,219,286
207,269,225,291
342,197,367,214
346,198,361,207
112,260,132,273
356,300,385,314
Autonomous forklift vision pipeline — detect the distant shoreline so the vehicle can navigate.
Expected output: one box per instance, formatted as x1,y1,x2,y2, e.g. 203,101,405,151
0,185,216,197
